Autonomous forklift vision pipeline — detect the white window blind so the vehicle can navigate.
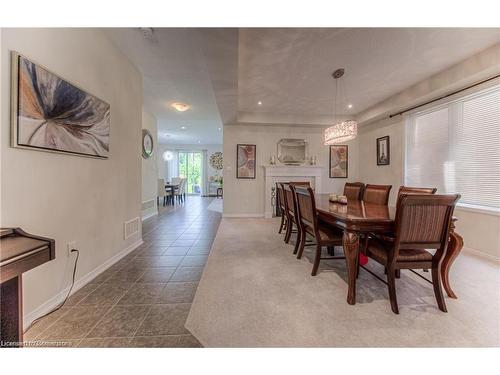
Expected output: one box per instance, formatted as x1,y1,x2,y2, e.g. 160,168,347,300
406,85,500,211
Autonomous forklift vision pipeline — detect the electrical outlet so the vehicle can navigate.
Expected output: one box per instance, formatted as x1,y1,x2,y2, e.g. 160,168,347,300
67,241,76,256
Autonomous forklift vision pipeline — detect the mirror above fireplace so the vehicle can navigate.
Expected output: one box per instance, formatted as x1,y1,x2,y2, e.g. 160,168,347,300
277,139,307,165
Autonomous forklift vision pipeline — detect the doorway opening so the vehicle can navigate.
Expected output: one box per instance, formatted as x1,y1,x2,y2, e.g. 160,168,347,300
178,151,203,195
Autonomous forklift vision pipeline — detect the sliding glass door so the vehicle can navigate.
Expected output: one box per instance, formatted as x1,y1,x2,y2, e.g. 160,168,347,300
178,151,203,195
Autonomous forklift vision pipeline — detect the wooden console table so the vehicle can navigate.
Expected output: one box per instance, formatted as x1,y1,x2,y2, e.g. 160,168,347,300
0,228,55,347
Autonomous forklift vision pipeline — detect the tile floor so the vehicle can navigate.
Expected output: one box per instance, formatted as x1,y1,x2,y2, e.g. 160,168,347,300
23,196,221,347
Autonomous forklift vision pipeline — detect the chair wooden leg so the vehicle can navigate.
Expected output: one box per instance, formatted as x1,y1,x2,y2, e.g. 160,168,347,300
395,269,401,278
327,246,335,256
278,214,285,234
293,227,301,255
431,266,447,312
311,244,322,276
284,220,292,243
296,230,306,259
387,265,399,314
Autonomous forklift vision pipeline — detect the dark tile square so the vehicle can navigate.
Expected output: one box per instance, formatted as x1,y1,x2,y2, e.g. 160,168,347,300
87,305,150,338
117,283,165,305
38,306,108,340
136,268,176,283
180,255,208,267
170,267,204,282
157,282,198,304
135,304,191,336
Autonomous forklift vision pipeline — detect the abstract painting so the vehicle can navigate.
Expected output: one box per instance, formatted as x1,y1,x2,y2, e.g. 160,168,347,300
376,136,390,165
237,144,256,179
329,145,348,178
11,53,110,158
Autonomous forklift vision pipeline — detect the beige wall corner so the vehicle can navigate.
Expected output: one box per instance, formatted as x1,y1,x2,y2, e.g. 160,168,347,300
141,109,158,220
0,28,143,320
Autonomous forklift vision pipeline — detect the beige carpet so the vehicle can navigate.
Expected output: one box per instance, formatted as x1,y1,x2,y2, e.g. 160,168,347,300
185,218,500,347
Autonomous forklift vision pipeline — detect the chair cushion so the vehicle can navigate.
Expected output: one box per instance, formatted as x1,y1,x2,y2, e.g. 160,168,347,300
367,239,433,263
303,223,342,245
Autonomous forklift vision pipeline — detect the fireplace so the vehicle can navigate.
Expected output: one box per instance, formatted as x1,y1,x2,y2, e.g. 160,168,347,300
264,165,323,218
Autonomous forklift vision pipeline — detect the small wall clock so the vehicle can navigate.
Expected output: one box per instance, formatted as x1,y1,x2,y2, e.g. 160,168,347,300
142,129,154,159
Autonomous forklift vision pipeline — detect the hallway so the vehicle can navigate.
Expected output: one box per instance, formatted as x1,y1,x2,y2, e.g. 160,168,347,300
23,197,221,347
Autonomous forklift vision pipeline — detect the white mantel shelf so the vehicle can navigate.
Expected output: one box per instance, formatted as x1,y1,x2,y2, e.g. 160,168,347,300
262,165,324,218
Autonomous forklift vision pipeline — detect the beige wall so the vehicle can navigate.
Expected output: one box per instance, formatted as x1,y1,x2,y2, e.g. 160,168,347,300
141,110,158,219
358,116,500,261
358,117,405,205
356,43,500,260
0,28,143,320
223,124,359,216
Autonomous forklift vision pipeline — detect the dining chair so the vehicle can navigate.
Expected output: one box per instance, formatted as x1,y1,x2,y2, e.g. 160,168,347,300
398,186,437,197
363,184,392,205
344,182,365,200
175,178,187,203
289,181,311,187
281,183,302,254
157,178,171,206
294,186,344,276
371,186,438,266
276,183,287,234
364,193,461,314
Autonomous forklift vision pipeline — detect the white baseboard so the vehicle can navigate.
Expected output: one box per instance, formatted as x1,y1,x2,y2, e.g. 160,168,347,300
23,239,144,328
222,213,265,218
463,246,500,265
141,209,158,221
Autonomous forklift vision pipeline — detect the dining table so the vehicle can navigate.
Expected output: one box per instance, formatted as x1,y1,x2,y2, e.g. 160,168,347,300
314,194,464,305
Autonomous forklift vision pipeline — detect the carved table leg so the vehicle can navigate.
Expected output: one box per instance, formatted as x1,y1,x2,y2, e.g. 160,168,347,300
441,228,464,299
343,231,360,305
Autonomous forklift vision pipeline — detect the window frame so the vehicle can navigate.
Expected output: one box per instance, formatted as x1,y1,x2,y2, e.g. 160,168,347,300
403,84,500,216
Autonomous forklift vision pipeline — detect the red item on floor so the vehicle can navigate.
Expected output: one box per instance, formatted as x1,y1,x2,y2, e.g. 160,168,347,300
359,253,368,265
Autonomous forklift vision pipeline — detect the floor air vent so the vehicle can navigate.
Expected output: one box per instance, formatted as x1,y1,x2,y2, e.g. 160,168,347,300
124,217,140,240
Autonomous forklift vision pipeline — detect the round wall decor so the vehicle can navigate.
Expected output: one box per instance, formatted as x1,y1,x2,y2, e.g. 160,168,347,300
142,129,154,159
209,151,223,170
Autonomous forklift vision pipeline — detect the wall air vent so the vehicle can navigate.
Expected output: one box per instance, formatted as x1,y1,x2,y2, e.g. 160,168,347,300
124,217,140,240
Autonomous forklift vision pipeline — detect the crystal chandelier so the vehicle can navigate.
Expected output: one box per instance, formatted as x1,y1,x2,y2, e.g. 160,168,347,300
324,68,358,145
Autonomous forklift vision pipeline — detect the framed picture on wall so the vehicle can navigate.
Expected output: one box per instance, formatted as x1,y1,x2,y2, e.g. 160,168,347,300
376,136,390,165
329,145,348,178
237,144,256,179
10,52,110,158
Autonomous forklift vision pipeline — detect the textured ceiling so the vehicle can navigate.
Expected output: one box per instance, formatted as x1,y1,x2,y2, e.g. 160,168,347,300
105,28,224,145
105,28,500,143
237,28,500,124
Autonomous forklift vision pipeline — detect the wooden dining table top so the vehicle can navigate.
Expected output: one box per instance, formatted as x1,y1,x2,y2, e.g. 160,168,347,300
315,193,395,234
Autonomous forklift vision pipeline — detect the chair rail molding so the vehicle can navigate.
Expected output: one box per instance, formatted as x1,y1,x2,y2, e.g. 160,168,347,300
263,165,323,218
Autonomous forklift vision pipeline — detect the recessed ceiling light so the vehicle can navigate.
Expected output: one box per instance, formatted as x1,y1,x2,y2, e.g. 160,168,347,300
217,127,222,131
257,101,262,106
171,102,190,112
348,104,353,109
181,126,186,130
197,140,201,144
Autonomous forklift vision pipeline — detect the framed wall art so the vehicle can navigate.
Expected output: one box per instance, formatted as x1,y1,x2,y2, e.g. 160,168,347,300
11,52,110,158
236,144,256,179
376,136,390,166
329,145,348,178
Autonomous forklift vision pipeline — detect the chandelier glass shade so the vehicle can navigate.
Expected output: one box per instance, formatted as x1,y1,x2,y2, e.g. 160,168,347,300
324,120,358,145
324,68,358,145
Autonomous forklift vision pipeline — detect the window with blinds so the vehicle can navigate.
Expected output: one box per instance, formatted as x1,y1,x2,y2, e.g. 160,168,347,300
405,85,500,211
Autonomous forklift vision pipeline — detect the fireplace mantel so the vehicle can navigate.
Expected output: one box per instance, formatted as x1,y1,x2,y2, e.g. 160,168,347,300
262,165,324,218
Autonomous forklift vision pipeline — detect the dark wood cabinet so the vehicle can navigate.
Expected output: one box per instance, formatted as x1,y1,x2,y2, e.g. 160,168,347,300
1,228,55,347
